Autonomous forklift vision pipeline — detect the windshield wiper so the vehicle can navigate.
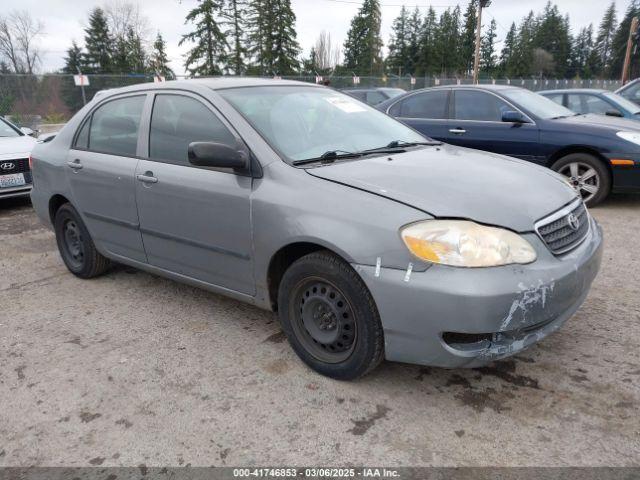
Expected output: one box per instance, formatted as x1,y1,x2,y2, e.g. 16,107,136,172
292,150,363,166
384,139,441,148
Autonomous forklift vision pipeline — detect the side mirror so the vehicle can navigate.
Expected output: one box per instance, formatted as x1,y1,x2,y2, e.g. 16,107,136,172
188,142,249,170
502,110,529,123
605,109,623,117
20,126,35,137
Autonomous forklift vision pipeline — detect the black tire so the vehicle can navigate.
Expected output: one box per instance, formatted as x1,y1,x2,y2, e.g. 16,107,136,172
277,251,384,380
54,203,110,279
551,153,611,207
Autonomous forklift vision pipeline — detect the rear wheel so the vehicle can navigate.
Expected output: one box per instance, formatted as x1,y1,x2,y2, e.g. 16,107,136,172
54,203,110,278
277,251,384,380
551,153,611,207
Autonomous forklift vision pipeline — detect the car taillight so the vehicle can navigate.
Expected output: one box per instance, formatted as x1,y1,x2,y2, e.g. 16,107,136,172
28,155,33,170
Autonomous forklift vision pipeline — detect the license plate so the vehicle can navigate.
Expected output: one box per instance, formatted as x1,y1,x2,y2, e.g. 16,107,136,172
0,173,26,188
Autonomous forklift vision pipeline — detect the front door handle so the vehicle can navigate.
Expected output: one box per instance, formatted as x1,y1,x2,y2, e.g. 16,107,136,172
67,160,83,170
136,172,158,184
449,128,467,135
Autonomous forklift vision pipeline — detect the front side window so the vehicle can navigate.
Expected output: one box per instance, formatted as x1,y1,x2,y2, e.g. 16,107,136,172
87,95,145,156
501,88,574,119
396,90,448,119
454,90,512,122
219,86,426,162
583,95,614,115
149,94,236,165
620,82,640,102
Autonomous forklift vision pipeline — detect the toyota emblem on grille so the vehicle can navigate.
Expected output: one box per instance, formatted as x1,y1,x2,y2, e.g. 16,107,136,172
567,213,580,231
0,162,15,171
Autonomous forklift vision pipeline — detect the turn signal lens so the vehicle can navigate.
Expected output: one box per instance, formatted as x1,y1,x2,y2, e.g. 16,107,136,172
28,155,33,170
401,220,537,268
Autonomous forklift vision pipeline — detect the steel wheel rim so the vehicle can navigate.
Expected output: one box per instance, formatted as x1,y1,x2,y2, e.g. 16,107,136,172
63,219,84,269
290,277,357,364
558,161,600,203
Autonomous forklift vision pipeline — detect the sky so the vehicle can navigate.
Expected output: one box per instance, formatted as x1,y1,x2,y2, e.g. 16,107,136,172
6,0,635,75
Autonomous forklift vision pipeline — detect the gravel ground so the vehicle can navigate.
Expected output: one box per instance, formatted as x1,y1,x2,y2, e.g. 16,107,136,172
0,195,639,467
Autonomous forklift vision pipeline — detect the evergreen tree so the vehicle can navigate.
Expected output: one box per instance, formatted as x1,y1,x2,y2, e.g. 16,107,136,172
246,0,268,74
111,34,130,73
532,2,571,77
593,2,618,76
343,0,384,75
386,6,410,75
180,0,228,76
610,1,640,79
511,11,536,77
500,22,517,75
62,41,83,74
82,8,112,73
406,8,422,74
433,6,462,76
150,32,174,79
480,18,497,74
127,27,147,73
271,0,301,74
460,0,478,76
221,0,248,75
417,7,438,76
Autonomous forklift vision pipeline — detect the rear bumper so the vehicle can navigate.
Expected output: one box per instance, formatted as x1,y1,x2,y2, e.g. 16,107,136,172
354,216,603,368
0,184,32,199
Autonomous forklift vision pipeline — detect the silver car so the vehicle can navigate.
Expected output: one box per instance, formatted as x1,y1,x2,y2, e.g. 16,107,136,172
30,79,603,380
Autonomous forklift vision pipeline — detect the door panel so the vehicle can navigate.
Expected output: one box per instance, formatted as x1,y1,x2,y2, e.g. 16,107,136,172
135,92,255,295
445,90,541,162
66,94,147,262
135,160,254,294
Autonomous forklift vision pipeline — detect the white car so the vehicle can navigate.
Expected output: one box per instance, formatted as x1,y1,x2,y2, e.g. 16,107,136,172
0,117,36,199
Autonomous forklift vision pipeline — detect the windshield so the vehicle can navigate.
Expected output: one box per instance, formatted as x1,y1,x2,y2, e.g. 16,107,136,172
219,86,426,162
501,88,575,119
603,92,640,114
0,118,22,137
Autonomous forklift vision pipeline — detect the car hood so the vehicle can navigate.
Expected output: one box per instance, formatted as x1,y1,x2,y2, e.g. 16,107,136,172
0,135,36,158
305,144,577,232
553,113,640,131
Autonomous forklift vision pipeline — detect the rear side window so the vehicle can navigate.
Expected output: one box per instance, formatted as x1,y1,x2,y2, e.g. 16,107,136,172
454,90,511,121
395,90,448,119
545,93,564,106
149,94,236,165
86,96,145,156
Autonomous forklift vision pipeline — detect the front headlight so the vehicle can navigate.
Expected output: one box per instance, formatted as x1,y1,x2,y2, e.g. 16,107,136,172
616,131,640,146
400,220,537,267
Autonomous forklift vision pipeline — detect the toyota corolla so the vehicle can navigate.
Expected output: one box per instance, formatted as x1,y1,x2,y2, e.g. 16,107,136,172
29,79,602,379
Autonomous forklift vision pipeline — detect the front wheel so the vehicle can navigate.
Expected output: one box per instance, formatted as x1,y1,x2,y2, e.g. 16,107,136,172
54,203,110,278
551,153,611,207
277,251,384,380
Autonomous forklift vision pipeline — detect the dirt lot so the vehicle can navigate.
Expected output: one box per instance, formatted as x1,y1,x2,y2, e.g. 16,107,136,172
0,195,639,467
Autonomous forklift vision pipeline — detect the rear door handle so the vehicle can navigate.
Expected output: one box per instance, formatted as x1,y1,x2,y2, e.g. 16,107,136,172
67,160,83,170
449,128,467,135
136,173,158,184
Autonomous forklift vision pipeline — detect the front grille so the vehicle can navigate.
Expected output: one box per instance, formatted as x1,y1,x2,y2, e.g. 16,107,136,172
536,200,589,255
0,158,29,174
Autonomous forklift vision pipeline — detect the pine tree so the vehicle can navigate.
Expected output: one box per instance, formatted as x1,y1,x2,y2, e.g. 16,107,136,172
433,6,462,76
82,8,112,73
343,0,383,75
406,8,422,74
386,6,410,75
150,32,174,79
460,0,478,76
62,41,83,74
480,18,497,74
532,2,571,77
593,2,618,76
246,0,268,74
221,0,248,75
511,11,536,77
500,22,517,75
610,1,640,79
180,0,228,76
417,7,438,76
127,27,147,73
111,34,130,73
271,0,301,74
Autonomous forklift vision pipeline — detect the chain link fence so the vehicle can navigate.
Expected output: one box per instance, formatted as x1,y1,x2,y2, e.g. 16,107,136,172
0,73,624,133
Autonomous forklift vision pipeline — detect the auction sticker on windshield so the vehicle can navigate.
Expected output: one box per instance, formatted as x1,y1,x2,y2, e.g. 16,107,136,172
0,173,26,188
325,96,367,113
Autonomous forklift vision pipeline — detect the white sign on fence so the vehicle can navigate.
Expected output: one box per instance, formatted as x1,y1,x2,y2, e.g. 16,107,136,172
153,75,166,83
73,75,89,86
352,76,360,85
315,76,323,84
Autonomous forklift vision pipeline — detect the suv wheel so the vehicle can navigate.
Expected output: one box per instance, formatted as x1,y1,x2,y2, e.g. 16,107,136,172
54,203,110,278
551,153,611,207
277,251,384,380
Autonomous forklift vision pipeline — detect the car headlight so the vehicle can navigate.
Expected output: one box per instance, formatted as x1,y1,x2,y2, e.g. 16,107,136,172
400,220,537,267
616,131,640,146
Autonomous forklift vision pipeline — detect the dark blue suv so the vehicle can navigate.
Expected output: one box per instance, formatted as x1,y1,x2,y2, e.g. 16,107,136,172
378,85,640,206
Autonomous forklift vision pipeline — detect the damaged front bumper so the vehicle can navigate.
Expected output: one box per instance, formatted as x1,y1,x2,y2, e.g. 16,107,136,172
354,216,603,368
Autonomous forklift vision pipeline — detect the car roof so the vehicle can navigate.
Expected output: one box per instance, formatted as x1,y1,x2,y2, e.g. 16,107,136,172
93,77,321,97
538,88,608,95
423,84,518,92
